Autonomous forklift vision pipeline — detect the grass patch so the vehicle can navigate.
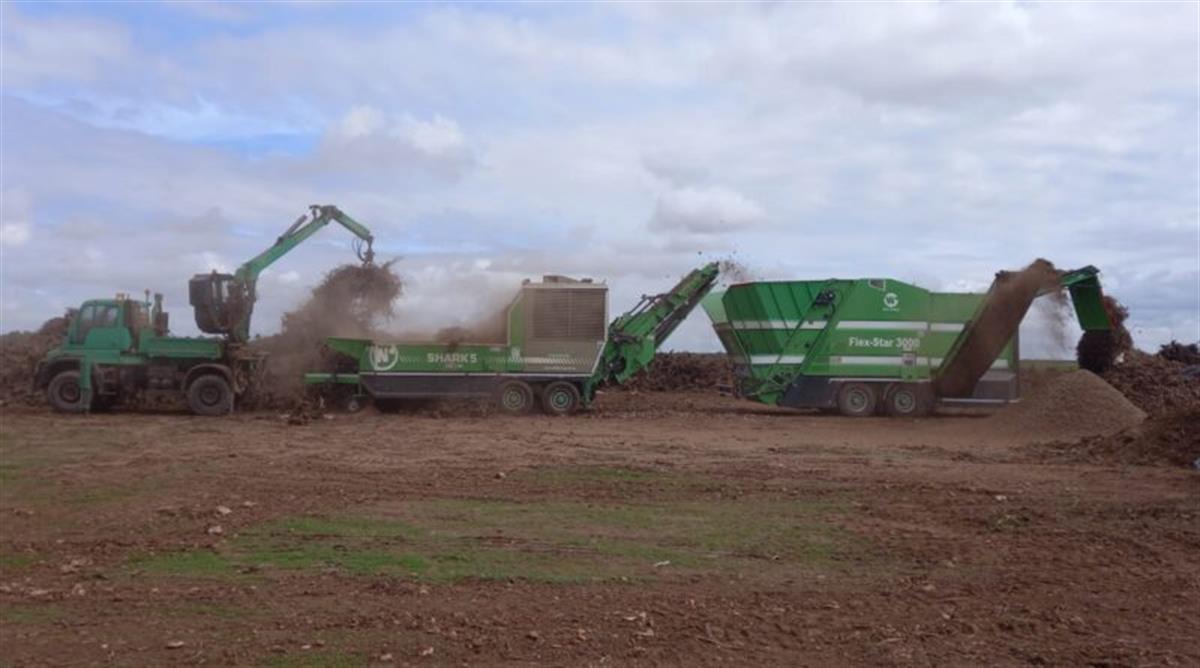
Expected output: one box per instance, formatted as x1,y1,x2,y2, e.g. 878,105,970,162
0,604,64,625
162,602,255,621
0,551,37,571
133,549,236,577
132,494,848,585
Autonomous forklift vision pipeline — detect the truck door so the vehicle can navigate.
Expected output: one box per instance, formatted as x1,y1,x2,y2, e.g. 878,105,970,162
74,304,133,350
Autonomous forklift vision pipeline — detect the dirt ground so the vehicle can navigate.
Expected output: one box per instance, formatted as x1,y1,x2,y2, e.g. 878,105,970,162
1,392,1197,667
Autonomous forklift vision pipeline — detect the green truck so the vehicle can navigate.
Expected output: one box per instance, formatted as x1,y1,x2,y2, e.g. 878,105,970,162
34,205,376,415
702,264,1111,417
304,263,721,415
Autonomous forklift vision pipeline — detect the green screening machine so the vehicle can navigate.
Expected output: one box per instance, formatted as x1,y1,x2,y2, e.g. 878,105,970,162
305,263,720,415
702,264,1112,417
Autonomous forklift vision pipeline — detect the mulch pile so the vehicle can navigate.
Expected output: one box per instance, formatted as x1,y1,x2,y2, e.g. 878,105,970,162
1101,349,1200,417
990,369,1146,441
0,312,72,407
1156,341,1200,365
1037,406,1199,468
619,353,733,392
1030,343,1199,467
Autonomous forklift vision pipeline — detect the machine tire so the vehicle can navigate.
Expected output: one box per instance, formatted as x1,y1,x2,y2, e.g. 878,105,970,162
496,380,534,415
187,374,234,416
884,383,930,418
540,381,581,416
47,370,88,414
836,382,877,418
343,394,368,414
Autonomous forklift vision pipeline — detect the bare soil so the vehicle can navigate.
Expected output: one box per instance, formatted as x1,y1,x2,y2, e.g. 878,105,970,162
2,391,1197,667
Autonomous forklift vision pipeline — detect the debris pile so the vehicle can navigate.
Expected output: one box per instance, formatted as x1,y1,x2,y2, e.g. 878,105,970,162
1084,406,1199,466
1157,340,1200,365
990,369,1145,441
620,353,732,392
1039,406,1200,467
0,312,73,406
1101,349,1200,417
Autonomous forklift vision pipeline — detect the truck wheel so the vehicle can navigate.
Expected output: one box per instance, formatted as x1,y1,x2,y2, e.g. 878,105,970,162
47,370,88,413
884,384,930,417
187,375,234,416
836,382,877,418
541,382,581,416
343,394,368,413
497,380,534,415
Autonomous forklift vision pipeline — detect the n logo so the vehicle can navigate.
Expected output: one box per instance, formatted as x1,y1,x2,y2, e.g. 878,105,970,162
369,345,399,370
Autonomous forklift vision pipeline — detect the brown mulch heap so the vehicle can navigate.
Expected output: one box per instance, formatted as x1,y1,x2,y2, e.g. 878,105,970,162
620,353,733,392
0,312,72,406
990,369,1146,442
1102,349,1200,417
1157,340,1200,365
1039,406,1200,468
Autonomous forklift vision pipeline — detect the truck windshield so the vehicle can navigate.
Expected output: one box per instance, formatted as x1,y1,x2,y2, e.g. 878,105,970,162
72,304,121,344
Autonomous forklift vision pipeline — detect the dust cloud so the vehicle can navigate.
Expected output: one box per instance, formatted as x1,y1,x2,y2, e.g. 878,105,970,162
251,261,403,403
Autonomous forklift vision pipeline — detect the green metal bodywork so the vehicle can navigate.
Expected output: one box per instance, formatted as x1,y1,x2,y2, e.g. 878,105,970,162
703,265,1111,406
37,297,227,401
305,263,721,404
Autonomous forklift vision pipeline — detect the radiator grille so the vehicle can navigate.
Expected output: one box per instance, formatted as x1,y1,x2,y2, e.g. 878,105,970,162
531,289,605,340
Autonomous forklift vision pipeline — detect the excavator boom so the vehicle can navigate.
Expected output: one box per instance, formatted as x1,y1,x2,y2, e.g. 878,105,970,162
189,204,376,343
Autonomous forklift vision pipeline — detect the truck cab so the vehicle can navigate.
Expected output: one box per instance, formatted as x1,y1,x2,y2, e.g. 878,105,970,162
35,293,244,416
61,298,146,352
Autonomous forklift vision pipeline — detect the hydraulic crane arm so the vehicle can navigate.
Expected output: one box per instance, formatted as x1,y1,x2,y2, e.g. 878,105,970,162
589,262,720,390
189,204,376,343
236,205,374,287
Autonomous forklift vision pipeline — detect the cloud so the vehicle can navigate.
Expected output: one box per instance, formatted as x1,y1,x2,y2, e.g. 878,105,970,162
315,106,474,179
0,222,31,247
0,3,1195,355
1,189,33,247
0,10,132,88
650,186,766,235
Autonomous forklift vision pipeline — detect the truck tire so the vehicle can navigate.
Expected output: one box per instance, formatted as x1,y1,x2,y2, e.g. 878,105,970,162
187,375,234,416
541,382,581,416
47,370,88,414
837,382,877,418
343,393,370,413
496,380,534,415
884,384,930,418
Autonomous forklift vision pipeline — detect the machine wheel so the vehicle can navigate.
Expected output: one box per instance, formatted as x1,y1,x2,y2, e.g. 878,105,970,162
187,375,234,416
540,382,581,416
47,370,88,414
884,384,930,417
343,394,368,414
497,380,534,415
836,382,877,418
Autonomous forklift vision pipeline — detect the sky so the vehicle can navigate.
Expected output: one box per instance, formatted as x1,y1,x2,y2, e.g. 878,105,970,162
1,1,1197,356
